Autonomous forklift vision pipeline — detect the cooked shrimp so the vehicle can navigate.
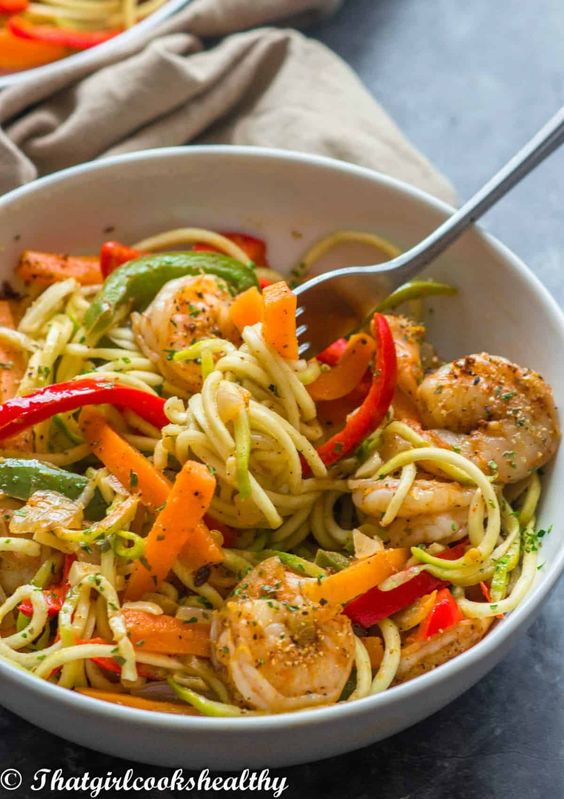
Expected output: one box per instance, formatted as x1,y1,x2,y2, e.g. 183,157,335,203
211,557,355,712
352,477,473,546
385,315,559,483
353,477,474,518
383,507,469,547
132,274,240,393
385,314,424,402
417,353,560,482
395,618,491,683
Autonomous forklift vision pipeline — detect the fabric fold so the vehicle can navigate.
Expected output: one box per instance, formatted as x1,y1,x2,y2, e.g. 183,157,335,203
0,0,456,205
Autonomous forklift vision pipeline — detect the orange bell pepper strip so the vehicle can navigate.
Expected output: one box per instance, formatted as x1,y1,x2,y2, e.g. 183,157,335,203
229,286,264,332
125,460,217,601
315,371,371,429
308,333,375,401
0,29,68,71
262,281,298,360
76,688,198,715
303,548,408,605
122,608,211,656
79,406,171,510
16,250,102,287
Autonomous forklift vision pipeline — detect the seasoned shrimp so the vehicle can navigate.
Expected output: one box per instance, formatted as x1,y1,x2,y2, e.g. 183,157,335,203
417,353,559,482
385,314,425,403
383,507,469,547
352,478,473,546
353,477,474,518
385,315,559,483
211,557,355,712
132,274,240,393
395,618,491,684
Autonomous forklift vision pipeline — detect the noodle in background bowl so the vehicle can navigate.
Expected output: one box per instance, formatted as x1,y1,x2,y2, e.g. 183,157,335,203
0,0,191,88
0,146,562,769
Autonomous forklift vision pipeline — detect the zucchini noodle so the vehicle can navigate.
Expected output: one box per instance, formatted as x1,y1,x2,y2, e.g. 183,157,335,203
376,447,501,568
370,620,401,694
134,229,253,265
380,462,417,526
347,637,372,701
293,230,401,284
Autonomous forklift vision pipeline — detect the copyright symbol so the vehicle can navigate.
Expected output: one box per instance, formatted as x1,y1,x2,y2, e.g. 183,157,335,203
0,770,22,790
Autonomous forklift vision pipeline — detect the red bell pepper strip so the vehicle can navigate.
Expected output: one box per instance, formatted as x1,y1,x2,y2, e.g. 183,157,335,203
100,242,142,278
8,16,120,50
317,338,348,366
0,378,168,441
314,313,397,469
81,638,122,675
193,232,268,265
0,0,27,13
417,588,464,639
343,542,467,628
18,554,76,618
258,278,273,291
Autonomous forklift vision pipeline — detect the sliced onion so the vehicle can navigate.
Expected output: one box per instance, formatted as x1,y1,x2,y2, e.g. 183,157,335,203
176,606,212,624
378,565,425,592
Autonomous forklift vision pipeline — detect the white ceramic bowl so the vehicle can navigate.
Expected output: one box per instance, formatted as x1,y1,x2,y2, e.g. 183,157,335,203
0,0,189,89
0,147,562,769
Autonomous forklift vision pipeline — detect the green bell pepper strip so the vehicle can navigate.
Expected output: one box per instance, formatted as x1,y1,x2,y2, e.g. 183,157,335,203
0,458,106,520
376,279,456,312
314,549,351,572
84,252,259,340
257,550,326,578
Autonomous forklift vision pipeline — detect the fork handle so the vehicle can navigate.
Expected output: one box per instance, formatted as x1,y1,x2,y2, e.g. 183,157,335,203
391,105,564,281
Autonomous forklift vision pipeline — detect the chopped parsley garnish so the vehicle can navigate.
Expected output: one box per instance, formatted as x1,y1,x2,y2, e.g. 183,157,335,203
522,525,551,553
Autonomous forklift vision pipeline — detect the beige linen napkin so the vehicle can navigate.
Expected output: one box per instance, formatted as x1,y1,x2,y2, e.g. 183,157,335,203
0,0,456,204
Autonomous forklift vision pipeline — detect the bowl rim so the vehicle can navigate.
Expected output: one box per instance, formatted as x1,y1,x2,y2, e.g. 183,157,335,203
0,144,563,735
0,0,190,89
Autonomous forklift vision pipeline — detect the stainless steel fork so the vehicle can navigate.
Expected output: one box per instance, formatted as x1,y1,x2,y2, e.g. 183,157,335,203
294,106,564,357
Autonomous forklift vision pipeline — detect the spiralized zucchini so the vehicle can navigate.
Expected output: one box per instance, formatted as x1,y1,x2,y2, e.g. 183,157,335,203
0,223,552,719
